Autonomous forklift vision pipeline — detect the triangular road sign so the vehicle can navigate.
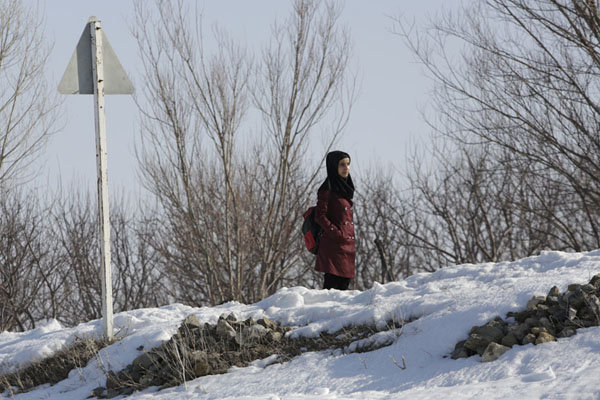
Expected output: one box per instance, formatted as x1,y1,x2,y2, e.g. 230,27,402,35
58,18,134,95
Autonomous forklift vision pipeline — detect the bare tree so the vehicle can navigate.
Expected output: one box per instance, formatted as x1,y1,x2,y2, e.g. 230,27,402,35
393,0,600,258
353,141,565,273
0,0,61,188
49,191,102,325
38,189,168,328
353,168,415,288
110,197,170,312
132,0,355,305
251,0,356,297
132,0,253,305
405,146,554,266
0,190,47,331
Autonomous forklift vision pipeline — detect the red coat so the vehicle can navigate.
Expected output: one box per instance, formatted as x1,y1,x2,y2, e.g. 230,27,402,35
314,189,356,278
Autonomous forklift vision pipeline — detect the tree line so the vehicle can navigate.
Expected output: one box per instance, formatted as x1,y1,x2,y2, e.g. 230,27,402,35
3,0,600,331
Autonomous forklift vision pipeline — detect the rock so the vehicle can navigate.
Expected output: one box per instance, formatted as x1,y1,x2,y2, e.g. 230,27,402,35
524,317,540,328
234,332,246,346
208,357,229,375
450,339,472,359
538,317,553,331
536,304,549,312
548,305,566,321
181,314,202,329
118,370,135,384
139,374,154,387
481,342,510,362
194,361,210,376
568,283,582,292
129,368,142,382
558,327,577,338
451,347,470,359
526,296,546,311
216,319,236,339
472,325,504,343
267,331,283,342
567,289,586,309
508,323,529,341
501,333,518,348
132,352,157,371
105,371,120,390
452,340,465,351
512,310,535,323
191,350,208,361
583,294,600,315
191,350,210,375
243,324,268,341
225,313,238,323
105,388,121,399
485,317,508,333
464,324,505,355
522,333,536,345
567,307,578,321
530,327,548,335
577,319,595,328
464,335,491,355
257,318,277,330
589,274,600,288
449,280,600,363
582,284,596,294
535,332,555,344
92,386,106,397
548,286,561,297
244,317,255,326
158,365,172,381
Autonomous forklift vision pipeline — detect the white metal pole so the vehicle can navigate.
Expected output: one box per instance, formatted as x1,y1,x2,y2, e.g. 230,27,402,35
90,17,113,340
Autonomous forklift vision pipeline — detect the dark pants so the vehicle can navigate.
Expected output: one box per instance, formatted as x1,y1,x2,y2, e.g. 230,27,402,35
323,273,351,290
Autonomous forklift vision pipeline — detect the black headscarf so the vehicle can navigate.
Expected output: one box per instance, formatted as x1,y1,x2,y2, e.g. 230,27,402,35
318,150,355,200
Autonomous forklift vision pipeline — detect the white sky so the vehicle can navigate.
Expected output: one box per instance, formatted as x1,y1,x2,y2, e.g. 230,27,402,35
29,0,455,196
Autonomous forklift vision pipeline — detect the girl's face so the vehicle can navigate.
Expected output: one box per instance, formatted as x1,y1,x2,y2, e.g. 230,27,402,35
337,157,350,178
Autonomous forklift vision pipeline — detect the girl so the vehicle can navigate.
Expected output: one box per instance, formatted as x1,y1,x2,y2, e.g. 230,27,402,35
314,151,356,290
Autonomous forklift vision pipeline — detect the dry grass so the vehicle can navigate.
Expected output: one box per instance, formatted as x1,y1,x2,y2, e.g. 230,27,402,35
0,336,114,396
98,316,413,397
0,316,415,398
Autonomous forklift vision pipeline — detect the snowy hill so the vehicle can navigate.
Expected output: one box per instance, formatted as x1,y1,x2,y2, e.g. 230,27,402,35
2,250,600,399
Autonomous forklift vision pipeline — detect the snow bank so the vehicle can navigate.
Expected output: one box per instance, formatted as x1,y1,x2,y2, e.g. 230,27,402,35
2,250,600,399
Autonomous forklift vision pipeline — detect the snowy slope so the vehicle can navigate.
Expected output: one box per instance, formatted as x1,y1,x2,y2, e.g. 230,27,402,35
2,250,600,399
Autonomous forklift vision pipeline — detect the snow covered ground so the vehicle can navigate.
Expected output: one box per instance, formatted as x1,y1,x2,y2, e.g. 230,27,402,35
3,250,600,399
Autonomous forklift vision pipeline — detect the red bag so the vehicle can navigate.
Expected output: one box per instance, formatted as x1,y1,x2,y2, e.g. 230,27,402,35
302,207,322,255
